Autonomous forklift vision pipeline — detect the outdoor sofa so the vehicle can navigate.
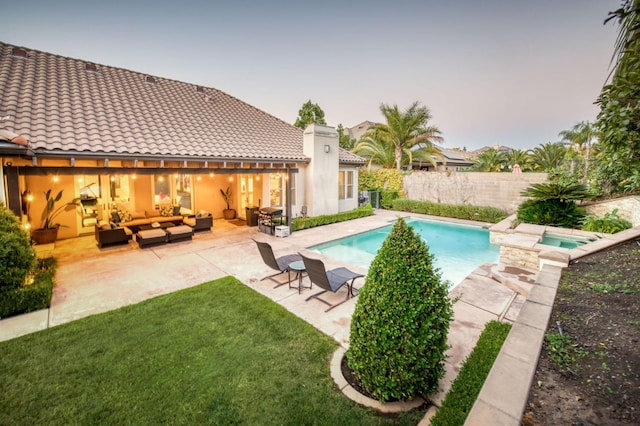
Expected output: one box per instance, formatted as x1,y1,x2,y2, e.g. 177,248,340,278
95,221,133,248
183,214,213,232
111,204,184,232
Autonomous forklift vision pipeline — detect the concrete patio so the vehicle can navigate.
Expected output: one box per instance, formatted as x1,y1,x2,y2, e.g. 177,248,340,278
1,209,562,424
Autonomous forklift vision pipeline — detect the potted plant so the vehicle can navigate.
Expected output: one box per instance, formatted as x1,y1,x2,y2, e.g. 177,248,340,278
220,185,236,220
31,189,79,244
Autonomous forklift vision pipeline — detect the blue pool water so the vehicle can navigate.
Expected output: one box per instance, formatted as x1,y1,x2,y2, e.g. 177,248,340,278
539,232,596,249
309,218,499,287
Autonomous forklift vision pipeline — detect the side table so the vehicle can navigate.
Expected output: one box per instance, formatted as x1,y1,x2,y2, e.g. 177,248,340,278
287,260,311,294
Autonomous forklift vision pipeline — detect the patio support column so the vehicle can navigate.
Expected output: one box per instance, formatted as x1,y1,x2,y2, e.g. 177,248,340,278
4,166,21,217
286,169,293,227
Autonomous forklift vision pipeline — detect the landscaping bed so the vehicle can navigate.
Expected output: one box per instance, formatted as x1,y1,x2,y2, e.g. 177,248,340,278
524,237,640,425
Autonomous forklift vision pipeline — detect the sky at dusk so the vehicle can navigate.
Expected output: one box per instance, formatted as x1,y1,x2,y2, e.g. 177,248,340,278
0,0,621,151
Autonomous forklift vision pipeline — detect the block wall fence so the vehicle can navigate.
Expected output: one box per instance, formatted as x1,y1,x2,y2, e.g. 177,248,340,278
402,171,548,213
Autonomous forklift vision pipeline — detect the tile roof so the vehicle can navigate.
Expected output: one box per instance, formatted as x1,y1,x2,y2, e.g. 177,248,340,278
0,42,307,162
338,147,366,164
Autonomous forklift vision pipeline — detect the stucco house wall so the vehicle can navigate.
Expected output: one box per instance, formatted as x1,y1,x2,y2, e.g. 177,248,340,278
303,124,339,217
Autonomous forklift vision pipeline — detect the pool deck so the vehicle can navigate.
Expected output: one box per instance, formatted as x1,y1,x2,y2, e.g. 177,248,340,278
2,209,636,424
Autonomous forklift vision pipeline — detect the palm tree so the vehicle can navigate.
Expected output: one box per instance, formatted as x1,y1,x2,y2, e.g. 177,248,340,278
411,143,446,170
365,102,443,170
530,142,568,172
558,121,598,175
353,134,396,169
470,148,507,172
504,149,533,172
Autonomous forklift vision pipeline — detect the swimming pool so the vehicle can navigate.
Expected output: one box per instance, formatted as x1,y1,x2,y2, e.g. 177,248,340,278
309,218,499,287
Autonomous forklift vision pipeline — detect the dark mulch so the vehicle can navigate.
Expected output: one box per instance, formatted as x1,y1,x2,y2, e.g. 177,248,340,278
523,238,640,425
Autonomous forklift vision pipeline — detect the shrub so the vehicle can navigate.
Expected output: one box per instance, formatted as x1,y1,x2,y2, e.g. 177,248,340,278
0,257,57,319
517,181,589,229
358,168,403,193
0,204,36,291
379,190,399,209
517,199,586,229
430,321,511,426
347,217,453,402
392,199,508,223
581,209,632,233
290,204,373,231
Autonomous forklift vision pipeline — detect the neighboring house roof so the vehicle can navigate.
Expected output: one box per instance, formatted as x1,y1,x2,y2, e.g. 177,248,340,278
345,120,377,141
338,147,366,165
438,147,473,165
468,145,513,159
411,145,474,168
0,42,307,163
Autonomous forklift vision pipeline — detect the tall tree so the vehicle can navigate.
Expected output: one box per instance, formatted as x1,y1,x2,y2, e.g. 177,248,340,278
504,149,533,172
558,121,598,176
594,1,640,195
469,148,507,172
353,132,397,169
293,100,327,129
364,102,443,170
336,123,356,150
530,142,568,172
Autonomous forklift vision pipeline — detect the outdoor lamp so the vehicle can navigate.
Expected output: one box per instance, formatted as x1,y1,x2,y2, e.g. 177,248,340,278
324,145,331,153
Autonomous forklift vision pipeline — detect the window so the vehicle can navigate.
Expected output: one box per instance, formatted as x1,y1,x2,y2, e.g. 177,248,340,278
269,173,283,207
174,174,192,210
110,175,131,202
154,175,171,205
338,171,354,200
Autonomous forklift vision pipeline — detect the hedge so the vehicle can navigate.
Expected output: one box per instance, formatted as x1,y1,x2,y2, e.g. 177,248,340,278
430,320,512,426
391,199,508,223
290,204,374,231
0,257,57,319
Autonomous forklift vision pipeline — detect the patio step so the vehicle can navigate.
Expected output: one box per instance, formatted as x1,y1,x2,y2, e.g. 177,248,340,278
490,263,538,297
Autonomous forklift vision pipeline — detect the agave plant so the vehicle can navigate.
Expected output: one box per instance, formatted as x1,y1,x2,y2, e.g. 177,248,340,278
520,182,589,202
518,181,589,229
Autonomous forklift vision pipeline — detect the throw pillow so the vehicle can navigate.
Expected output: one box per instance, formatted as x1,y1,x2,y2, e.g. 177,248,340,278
110,222,118,229
116,206,132,222
173,205,181,216
146,209,161,218
111,211,121,223
159,205,173,217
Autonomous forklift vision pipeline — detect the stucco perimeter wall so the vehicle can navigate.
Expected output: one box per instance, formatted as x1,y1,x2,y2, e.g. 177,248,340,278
583,196,640,227
403,172,548,213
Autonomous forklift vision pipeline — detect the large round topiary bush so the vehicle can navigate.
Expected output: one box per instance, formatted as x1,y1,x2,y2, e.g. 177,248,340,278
347,217,453,402
0,204,37,290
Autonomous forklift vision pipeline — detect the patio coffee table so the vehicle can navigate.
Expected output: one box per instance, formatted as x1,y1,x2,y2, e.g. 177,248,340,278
139,222,175,231
287,260,311,294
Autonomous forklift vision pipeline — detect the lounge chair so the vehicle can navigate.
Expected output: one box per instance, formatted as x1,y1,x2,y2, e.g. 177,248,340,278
253,239,301,287
299,253,364,312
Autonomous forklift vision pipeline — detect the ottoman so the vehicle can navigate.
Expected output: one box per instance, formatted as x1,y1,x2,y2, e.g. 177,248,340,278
137,228,167,248
166,225,194,243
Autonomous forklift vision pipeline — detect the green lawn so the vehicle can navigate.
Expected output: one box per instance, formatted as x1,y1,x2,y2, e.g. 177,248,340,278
0,277,425,425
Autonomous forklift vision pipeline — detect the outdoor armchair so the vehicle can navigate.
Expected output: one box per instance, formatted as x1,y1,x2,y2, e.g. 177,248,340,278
253,239,301,287
299,253,364,312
